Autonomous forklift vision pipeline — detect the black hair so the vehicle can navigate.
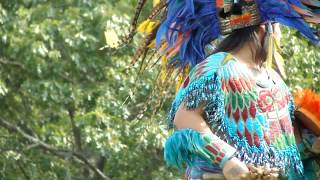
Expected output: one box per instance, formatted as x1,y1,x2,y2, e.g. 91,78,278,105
213,25,267,66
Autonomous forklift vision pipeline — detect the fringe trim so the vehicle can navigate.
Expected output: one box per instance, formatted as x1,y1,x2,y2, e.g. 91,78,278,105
167,72,221,128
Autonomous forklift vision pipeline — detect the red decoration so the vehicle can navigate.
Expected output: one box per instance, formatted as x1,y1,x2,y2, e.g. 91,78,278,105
229,78,237,92
239,78,248,90
230,13,253,26
237,129,243,139
249,102,256,118
205,145,218,155
216,156,222,163
263,130,271,145
280,116,292,134
245,127,253,145
233,108,240,122
234,79,243,92
216,0,224,8
257,90,274,112
241,107,248,121
269,121,281,141
221,79,226,91
253,132,260,147
183,76,190,88
244,79,252,90
227,104,232,118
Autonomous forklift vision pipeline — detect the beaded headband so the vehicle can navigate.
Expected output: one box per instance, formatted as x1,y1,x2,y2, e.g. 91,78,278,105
217,0,261,34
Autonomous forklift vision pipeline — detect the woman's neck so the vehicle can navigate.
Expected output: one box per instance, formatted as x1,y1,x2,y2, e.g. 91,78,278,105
230,43,261,69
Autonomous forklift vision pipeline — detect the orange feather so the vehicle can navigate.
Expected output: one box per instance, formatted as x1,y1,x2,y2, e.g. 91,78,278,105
294,89,320,123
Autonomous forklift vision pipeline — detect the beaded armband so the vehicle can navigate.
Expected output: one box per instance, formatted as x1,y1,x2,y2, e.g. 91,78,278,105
201,133,237,168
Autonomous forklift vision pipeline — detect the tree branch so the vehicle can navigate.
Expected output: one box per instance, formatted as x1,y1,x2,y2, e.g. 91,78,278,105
0,118,110,180
68,108,82,151
0,57,72,83
68,107,91,178
0,58,25,69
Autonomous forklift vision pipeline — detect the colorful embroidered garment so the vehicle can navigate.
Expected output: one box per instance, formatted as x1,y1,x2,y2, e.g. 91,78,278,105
164,52,303,179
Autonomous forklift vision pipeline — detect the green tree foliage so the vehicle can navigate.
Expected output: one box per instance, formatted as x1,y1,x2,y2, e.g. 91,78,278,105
282,27,320,92
0,0,177,179
0,0,318,180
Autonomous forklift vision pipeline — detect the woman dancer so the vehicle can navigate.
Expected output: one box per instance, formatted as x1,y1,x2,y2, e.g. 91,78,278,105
130,0,320,179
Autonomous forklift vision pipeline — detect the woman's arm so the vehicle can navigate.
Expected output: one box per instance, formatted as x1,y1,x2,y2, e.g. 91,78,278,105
174,104,250,180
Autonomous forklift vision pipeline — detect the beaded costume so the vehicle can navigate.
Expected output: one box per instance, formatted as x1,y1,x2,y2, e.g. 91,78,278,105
165,52,303,179
127,0,320,179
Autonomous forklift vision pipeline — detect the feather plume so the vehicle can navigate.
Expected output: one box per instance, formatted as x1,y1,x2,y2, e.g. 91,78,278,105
153,0,161,7
258,0,320,45
156,0,220,70
294,89,320,123
128,0,320,92
137,19,160,34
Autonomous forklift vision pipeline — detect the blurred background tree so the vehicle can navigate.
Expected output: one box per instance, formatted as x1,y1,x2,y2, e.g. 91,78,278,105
282,27,320,92
0,0,318,180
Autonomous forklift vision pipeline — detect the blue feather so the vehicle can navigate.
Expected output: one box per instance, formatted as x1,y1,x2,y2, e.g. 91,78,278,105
257,0,320,45
156,0,220,69
156,0,319,70
164,128,206,169
275,17,319,45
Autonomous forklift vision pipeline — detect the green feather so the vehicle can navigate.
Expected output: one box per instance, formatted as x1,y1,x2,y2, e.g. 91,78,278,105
231,93,237,111
237,92,244,109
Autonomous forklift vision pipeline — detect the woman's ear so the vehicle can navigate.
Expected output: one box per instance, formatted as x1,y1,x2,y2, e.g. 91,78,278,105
257,24,267,40
259,24,266,32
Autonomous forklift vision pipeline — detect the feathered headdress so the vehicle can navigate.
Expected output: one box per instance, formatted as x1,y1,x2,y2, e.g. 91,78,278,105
124,0,319,88
294,89,320,136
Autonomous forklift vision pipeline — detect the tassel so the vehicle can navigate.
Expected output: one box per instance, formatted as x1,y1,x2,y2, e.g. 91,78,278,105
265,23,274,69
265,22,286,78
